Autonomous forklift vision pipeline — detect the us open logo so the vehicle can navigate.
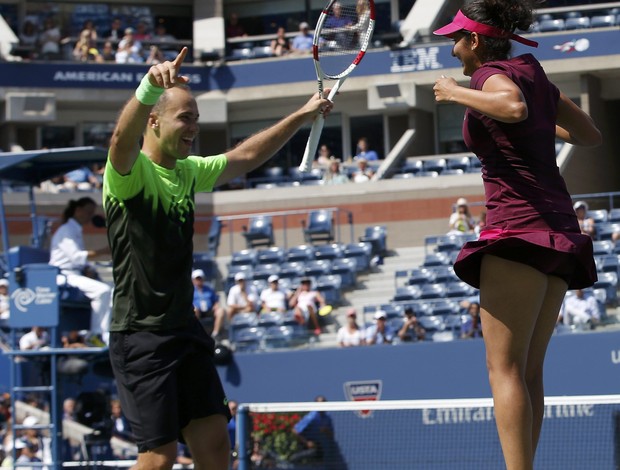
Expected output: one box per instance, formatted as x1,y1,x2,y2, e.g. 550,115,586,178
343,380,382,418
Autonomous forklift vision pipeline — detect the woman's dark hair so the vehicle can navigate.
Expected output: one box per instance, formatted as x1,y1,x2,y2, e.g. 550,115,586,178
463,0,542,60
62,197,96,223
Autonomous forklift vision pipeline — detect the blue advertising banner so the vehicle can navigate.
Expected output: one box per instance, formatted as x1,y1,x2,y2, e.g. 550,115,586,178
0,29,618,91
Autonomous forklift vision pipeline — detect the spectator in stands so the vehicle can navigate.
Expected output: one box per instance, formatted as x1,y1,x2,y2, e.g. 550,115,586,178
61,330,87,348
573,200,596,238
397,307,426,342
325,2,353,31
116,28,144,63
461,302,483,338
73,29,102,62
80,19,98,41
20,415,49,464
559,288,600,328
351,158,374,183
226,272,259,320
14,439,41,468
354,137,379,161
18,20,38,59
103,17,123,42
146,45,166,65
365,310,394,345
39,17,61,60
270,26,291,56
289,278,324,335
19,326,49,350
0,279,9,321
433,1,601,469
316,144,332,166
63,165,101,190
49,198,112,344
448,197,475,235
152,23,176,44
104,46,332,469
337,308,365,347
133,21,151,42
322,158,349,185
291,22,313,54
226,12,246,38
260,274,289,314
110,398,133,443
100,41,116,62
63,398,76,421
192,269,225,339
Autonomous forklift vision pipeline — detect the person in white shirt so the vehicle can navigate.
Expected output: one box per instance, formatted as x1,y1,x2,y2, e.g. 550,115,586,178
259,275,289,313
365,310,394,345
226,272,258,320
288,278,324,335
560,288,600,328
19,326,49,350
49,198,111,343
0,278,9,321
337,308,365,347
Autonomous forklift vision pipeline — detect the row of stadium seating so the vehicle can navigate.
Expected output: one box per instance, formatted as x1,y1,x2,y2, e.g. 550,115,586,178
533,10,620,32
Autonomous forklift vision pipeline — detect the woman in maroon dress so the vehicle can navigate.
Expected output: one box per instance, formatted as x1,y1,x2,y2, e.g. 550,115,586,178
433,1,602,469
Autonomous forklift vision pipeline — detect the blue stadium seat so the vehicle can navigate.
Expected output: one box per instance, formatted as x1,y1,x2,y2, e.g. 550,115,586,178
422,252,451,267
263,325,306,349
468,156,482,172
564,16,590,29
314,243,344,261
193,253,216,281
343,243,372,271
242,216,274,249
417,315,445,334
593,272,618,306
445,156,471,171
392,285,422,302
422,158,446,174
592,240,614,256
398,159,423,175
252,263,281,281
608,208,620,223
302,209,335,244
303,260,332,278
596,223,620,241
230,313,258,341
419,283,446,300
590,15,616,28
256,312,282,328
427,266,459,284
416,171,439,178
233,326,265,352
256,246,285,265
538,19,565,31
406,267,435,286
391,173,416,180
286,245,315,263
444,281,476,299
330,258,357,288
230,249,258,267
359,225,387,257
278,261,306,281
316,274,343,305
441,169,464,176
587,209,608,224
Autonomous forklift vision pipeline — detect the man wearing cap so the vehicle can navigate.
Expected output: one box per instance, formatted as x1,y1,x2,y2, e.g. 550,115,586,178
226,272,258,321
259,275,290,314
291,22,313,54
192,269,225,339
573,201,596,238
448,197,475,234
365,310,394,345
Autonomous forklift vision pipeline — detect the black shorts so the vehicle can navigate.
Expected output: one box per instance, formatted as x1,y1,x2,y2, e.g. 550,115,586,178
108,317,231,452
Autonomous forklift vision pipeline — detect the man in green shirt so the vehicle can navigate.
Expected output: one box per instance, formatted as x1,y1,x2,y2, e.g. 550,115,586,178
104,47,332,469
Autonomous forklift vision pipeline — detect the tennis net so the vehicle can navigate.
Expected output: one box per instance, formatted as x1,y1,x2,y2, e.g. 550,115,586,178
236,394,620,469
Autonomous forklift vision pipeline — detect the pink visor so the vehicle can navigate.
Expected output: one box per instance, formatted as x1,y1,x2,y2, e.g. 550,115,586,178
433,10,538,48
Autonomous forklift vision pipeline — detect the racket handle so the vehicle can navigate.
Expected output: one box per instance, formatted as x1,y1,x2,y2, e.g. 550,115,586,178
299,115,325,173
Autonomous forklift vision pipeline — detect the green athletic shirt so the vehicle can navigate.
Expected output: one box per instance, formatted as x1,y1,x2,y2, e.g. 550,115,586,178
103,151,227,331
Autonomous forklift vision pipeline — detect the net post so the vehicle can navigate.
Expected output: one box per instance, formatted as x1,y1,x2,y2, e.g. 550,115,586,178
237,404,250,470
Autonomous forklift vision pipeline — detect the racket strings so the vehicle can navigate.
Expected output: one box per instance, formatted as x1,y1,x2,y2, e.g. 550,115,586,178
318,2,370,77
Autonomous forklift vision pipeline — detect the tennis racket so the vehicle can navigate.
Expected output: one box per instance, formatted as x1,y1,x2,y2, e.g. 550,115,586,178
298,0,375,172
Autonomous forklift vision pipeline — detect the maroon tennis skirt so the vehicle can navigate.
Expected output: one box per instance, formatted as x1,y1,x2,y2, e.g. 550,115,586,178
453,228,597,289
